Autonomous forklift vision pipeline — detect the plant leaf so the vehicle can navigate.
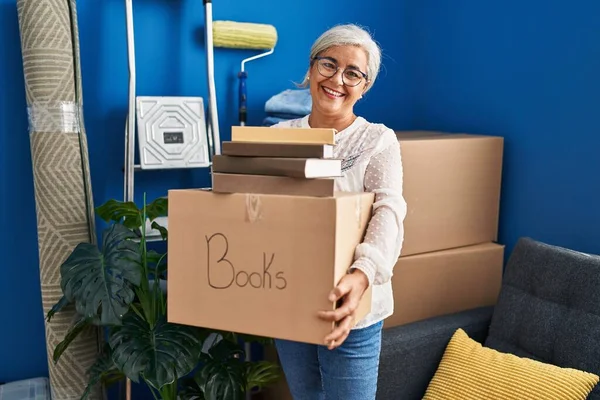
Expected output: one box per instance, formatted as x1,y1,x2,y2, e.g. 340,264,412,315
146,197,168,221
46,295,70,322
147,250,167,280
195,339,246,400
178,377,206,400
60,224,142,325
244,361,282,393
150,221,168,241
146,250,163,265
147,249,165,271
109,312,206,390
213,331,274,349
196,360,244,400
81,344,124,400
96,199,142,229
207,337,244,361
52,316,92,363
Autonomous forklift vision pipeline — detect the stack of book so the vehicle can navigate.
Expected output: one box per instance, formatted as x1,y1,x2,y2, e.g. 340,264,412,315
211,126,340,197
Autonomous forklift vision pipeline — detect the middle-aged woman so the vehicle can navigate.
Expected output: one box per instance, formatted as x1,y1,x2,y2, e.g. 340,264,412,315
270,24,407,400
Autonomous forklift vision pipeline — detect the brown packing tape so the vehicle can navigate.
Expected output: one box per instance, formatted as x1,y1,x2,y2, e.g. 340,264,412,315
355,194,363,228
245,193,263,223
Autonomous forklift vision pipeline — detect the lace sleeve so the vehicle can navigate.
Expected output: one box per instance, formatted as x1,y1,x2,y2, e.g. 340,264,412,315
349,133,407,286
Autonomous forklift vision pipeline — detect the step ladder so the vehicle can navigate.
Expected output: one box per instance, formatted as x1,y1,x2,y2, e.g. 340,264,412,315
123,0,221,241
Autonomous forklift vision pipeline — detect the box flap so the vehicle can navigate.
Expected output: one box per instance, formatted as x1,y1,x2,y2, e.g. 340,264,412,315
396,130,504,142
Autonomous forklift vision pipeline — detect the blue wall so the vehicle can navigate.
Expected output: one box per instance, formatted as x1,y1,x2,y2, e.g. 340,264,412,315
0,0,408,384
404,0,600,257
1,0,599,388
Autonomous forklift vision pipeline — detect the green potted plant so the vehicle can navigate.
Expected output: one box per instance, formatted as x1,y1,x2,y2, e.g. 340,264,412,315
46,195,281,400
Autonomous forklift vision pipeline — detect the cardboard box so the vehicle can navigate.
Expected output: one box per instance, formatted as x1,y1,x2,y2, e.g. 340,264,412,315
385,242,504,328
167,189,374,345
397,131,504,256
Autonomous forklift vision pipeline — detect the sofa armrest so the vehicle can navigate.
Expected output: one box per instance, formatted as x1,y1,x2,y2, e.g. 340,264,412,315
376,306,494,400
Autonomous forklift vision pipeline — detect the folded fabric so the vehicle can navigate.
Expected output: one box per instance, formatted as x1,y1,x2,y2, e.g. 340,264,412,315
267,112,306,120
262,116,289,126
265,89,312,116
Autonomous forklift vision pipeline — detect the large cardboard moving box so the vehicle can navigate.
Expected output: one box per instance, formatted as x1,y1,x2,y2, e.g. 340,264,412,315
167,189,374,345
385,242,504,328
397,132,504,256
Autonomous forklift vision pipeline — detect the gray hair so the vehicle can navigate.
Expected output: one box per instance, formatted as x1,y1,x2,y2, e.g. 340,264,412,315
300,24,382,92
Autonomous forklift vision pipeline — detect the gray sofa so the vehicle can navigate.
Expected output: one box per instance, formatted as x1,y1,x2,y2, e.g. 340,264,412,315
377,237,600,399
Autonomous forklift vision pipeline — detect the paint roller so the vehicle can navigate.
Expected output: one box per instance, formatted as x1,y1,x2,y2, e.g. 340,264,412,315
212,21,278,126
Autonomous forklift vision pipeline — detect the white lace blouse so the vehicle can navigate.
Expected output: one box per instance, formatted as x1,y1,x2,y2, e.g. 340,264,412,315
272,115,407,329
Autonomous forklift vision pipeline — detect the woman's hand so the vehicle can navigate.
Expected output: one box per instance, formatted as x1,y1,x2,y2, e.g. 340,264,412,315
318,269,370,350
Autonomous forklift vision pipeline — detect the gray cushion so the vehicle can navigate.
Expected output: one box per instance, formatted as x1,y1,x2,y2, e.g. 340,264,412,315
377,306,493,400
485,237,600,398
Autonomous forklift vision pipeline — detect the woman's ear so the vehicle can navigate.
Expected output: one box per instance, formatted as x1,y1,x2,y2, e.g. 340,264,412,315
361,83,369,96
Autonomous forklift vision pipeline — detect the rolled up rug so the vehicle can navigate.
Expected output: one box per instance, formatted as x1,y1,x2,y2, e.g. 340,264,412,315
16,1,102,399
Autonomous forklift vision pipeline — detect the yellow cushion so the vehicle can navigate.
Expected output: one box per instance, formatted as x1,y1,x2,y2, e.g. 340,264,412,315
423,329,599,400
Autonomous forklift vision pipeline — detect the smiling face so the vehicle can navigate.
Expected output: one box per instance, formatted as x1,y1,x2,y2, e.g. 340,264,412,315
308,45,369,119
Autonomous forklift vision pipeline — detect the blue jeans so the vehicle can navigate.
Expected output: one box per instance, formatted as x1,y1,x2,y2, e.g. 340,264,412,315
274,321,384,400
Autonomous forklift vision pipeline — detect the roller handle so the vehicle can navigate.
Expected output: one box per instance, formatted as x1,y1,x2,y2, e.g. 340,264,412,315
238,71,248,125
203,0,211,4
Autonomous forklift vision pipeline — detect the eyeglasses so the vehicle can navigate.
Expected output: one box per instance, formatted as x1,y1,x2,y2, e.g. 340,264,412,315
312,56,368,87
